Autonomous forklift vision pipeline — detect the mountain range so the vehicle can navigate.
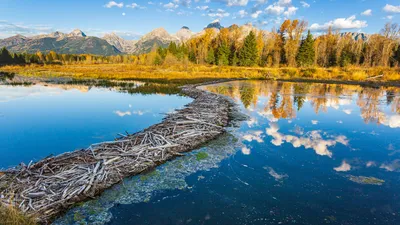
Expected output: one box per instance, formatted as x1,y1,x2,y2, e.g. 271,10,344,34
0,21,368,56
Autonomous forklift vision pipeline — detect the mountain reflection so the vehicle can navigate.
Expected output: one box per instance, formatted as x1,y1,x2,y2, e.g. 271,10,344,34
204,80,400,127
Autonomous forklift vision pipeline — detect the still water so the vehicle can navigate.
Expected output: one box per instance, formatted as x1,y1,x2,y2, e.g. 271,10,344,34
0,83,191,168
56,80,400,225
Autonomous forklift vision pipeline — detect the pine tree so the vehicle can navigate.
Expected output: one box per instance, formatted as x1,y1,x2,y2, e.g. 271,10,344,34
239,31,258,66
153,54,162,65
0,47,13,65
217,42,229,66
168,42,178,55
296,30,315,67
206,48,215,65
229,44,238,66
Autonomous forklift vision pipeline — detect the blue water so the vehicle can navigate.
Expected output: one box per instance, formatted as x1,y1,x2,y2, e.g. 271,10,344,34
0,84,191,168
55,80,400,225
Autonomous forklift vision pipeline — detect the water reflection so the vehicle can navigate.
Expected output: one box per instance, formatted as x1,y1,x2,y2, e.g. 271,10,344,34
53,80,400,225
203,80,400,127
0,82,191,168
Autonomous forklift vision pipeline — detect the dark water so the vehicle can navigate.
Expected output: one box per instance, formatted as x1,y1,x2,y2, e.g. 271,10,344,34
0,83,191,168
55,80,400,225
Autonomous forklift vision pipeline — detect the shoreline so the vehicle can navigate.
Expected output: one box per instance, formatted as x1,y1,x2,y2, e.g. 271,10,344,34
0,80,239,224
272,77,400,88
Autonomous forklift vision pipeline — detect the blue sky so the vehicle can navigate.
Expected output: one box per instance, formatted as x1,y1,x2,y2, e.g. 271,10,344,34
0,0,399,39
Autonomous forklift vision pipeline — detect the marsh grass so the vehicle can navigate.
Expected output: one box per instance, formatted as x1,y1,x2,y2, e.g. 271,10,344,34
0,64,399,84
0,204,37,225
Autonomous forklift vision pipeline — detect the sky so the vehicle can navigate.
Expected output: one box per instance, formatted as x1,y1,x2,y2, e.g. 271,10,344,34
0,0,399,39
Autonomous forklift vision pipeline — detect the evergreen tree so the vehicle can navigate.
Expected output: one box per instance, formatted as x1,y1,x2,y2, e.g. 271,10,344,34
217,42,229,66
0,47,13,65
296,30,315,67
153,54,162,65
239,31,258,66
206,48,215,65
168,42,178,55
229,44,238,66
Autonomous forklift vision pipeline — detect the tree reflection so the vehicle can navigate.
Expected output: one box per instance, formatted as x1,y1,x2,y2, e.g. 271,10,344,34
205,81,400,126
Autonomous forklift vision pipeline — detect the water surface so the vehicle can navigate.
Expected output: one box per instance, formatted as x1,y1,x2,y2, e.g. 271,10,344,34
0,83,191,168
57,80,400,225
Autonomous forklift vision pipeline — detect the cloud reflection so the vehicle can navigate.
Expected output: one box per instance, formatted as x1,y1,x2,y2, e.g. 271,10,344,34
266,123,349,158
114,110,132,117
334,161,351,172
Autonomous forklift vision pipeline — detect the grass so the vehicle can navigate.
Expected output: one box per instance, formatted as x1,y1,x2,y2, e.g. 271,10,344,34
1,64,399,85
0,204,37,225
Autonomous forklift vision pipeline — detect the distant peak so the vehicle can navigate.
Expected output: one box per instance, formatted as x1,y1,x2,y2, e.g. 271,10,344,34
206,20,223,30
69,29,86,37
181,26,190,30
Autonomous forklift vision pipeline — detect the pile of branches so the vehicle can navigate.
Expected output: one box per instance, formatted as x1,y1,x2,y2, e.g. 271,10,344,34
0,84,232,223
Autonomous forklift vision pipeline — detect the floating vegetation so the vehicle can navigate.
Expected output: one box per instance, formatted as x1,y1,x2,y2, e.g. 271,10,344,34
196,152,209,161
348,176,385,185
53,132,242,225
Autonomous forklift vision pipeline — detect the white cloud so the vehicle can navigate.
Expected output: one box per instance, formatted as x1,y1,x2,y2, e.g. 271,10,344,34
334,161,351,172
386,15,394,20
277,0,291,6
148,1,155,5
361,9,372,16
265,4,285,15
225,0,249,6
173,0,191,7
208,9,230,18
238,9,248,18
283,6,297,17
122,12,126,16
300,1,310,8
126,3,145,9
104,1,124,8
310,15,367,31
383,4,400,14
164,2,179,9
196,5,209,10
251,10,263,18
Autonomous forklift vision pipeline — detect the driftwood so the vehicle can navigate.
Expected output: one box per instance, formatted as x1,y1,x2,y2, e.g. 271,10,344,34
0,83,233,224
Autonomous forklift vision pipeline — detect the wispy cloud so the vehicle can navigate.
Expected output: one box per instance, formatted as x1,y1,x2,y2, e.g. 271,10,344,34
361,9,372,16
383,4,400,14
104,1,124,8
0,21,55,38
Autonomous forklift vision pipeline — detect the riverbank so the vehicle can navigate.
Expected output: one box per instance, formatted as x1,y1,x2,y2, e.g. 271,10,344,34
0,80,240,224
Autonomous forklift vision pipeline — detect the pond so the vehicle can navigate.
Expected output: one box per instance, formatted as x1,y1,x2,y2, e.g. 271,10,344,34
55,80,400,225
0,82,191,168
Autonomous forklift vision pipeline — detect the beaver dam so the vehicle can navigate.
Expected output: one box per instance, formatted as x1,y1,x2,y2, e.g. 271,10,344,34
0,83,234,224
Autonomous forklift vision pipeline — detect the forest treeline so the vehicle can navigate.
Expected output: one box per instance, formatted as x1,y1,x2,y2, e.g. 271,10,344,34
1,20,400,69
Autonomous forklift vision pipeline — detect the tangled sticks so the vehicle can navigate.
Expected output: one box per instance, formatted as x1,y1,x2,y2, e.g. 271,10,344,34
0,83,233,223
